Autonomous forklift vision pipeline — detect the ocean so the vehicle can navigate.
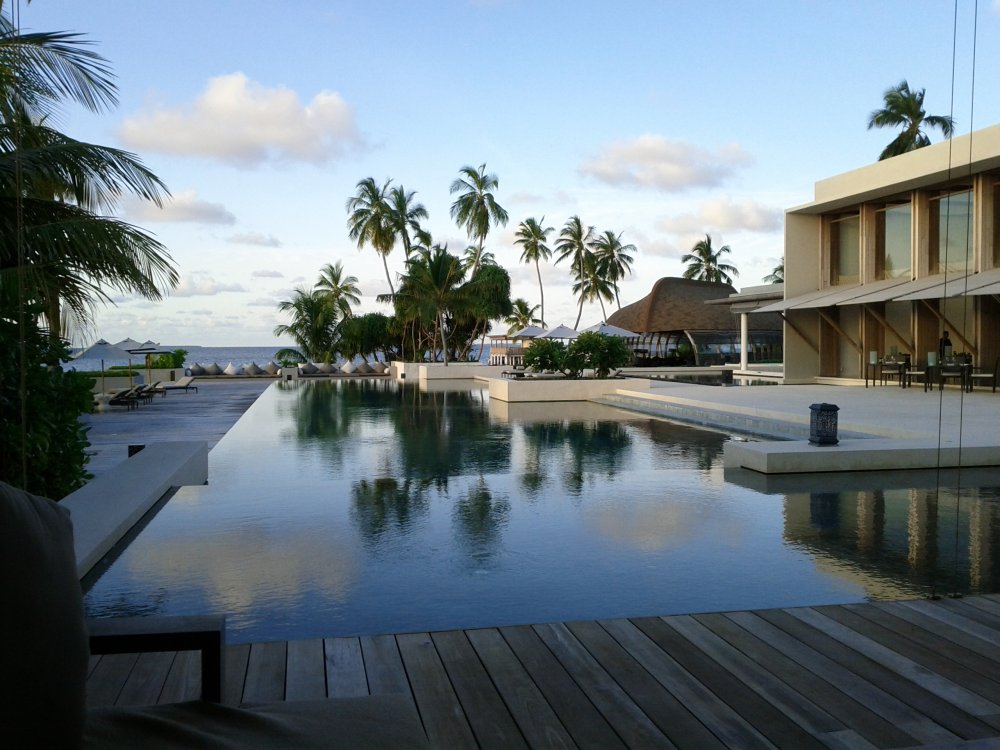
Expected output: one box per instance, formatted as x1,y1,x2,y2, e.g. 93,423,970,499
66,344,490,372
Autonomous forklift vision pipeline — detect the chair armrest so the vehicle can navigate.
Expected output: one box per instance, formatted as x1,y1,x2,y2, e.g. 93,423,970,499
88,614,225,702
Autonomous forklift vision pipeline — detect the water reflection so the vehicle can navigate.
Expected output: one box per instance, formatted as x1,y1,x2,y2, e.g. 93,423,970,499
452,477,511,563
351,478,427,545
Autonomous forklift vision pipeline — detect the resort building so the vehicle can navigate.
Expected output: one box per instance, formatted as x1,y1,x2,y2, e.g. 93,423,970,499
765,122,1000,384
608,277,783,366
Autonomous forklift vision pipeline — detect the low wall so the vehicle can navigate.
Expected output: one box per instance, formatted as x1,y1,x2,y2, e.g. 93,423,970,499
63,441,208,578
488,376,651,403
420,363,509,380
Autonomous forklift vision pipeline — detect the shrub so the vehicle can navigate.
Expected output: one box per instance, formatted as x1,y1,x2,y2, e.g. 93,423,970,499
152,348,187,369
567,332,632,378
523,338,566,373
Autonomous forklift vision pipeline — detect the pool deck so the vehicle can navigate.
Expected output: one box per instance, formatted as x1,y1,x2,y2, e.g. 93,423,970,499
88,594,1000,749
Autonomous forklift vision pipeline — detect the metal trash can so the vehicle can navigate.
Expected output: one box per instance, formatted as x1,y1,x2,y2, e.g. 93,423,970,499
809,403,839,445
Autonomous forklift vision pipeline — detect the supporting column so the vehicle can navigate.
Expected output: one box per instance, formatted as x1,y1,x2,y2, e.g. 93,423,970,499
740,312,749,371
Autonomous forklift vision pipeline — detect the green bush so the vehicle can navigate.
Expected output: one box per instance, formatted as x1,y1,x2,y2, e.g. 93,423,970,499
0,316,94,498
152,348,187,369
567,332,632,378
523,338,566,373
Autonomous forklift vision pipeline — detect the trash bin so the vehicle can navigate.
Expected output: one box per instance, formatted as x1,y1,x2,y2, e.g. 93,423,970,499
809,403,839,445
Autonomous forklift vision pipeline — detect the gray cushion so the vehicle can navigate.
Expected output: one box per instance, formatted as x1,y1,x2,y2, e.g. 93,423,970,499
205,363,223,376
0,482,89,749
244,362,263,376
263,361,280,375
299,362,319,375
189,363,206,376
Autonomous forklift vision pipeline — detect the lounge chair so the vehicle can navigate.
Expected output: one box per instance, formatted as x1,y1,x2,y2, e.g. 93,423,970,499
159,375,198,393
108,385,141,410
0,481,428,749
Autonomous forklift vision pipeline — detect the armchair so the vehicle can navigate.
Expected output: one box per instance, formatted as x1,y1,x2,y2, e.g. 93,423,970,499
0,481,427,749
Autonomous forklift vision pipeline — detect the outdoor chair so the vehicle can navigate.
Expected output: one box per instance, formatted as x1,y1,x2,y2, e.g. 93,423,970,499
0,481,428,749
970,357,999,392
108,385,141,410
159,375,198,393
903,361,929,391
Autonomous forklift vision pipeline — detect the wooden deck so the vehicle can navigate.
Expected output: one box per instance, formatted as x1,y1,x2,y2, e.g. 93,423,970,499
86,595,1000,748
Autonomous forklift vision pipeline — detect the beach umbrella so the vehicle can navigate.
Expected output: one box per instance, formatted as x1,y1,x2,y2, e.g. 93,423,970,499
114,337,142,351
581,321,638,338
73,339,133,392
537,324,579,341
509,325,547,339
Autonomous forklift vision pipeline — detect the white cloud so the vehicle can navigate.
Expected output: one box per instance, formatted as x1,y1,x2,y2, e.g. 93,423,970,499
230,232,283,248
119,72,366,167
247,297,278,307
127,190,236,224
170,274,247,297
579,135,752,191
625,227,684,259
657,197,781,234
252,269,284,278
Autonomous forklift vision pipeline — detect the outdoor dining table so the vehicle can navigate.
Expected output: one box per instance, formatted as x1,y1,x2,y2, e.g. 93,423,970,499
934,360,972,391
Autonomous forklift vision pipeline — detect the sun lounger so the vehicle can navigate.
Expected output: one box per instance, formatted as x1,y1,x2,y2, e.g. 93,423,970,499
159,376,198,393
108,385,141,410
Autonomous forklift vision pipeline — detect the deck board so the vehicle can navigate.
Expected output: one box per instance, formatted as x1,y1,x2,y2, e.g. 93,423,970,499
85,595,1000,748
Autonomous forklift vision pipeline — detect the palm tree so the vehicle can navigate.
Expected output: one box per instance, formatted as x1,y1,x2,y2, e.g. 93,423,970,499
273,286,341,362
387,184,427,258
681,234,739,284
514,216,553,327
395,246,470,365
449,163,508,274
346,177,396,294
554,215,596,329
576,251,614,323
315,261,361,319
867,80,955,161
504,298,541,334
592,230,636,310
763,261,784,284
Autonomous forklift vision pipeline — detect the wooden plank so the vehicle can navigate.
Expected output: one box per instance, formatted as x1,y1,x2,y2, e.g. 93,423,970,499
956,595,1000,620
534,621,674,749
635,615,834,747
695,611,911,747
223,643,250,706
242,640,286,703
115,650,175,706
86,652,139,708
397,632,477,750
87,654,101,678
500,624,626,750
466,628,576,750
324,636,368,698
939,598,1000,630
432,630,528,750
285,638,326,700
897,600,1000,648
594,618,766,749
159,649,202,703
361,634,410,695
876,601,1000,663
754,608,958,745
815,728,880,750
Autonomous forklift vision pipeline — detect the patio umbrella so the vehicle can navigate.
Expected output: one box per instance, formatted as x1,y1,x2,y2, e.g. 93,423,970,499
509,325,547,339
581,321,638,338
537,324,579,341
114,337,142,351
73,339,133,392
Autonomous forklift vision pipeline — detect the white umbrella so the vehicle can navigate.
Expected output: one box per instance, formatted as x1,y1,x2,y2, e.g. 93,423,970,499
114,338,142,351
73,339,133,392
537,324,579,340
581,322,638,338
509,325,547,339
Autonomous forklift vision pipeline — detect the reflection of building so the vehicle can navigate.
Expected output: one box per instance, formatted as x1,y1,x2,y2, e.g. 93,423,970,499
608,277,782,366
762,124,1000,382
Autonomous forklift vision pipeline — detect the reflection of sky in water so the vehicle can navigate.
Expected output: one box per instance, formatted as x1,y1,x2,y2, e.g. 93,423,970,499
83,380,1000,642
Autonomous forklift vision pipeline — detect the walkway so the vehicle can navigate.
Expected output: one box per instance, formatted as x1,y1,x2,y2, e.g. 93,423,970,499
88,594,1000,749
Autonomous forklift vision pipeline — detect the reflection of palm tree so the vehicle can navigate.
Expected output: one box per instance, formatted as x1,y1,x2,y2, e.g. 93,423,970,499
351,477,426,544
452,477,510,562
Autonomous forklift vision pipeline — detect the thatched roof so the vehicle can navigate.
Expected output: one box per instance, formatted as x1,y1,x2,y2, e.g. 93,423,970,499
607,277,780,333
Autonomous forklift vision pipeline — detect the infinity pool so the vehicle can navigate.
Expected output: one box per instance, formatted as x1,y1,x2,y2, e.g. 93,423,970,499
83,379,1000,642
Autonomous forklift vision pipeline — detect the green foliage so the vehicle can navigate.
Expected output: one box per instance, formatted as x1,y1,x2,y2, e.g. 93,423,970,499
339,312,397,362
152,348,186,368
567,332,632,378
868,80,955,160
0,315,94,498
523,338,566,373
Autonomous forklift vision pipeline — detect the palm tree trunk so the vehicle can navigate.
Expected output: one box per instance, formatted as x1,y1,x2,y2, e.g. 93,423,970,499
598,295,607,322
615,287,622,310
574,296,584,330
381,253,395,296
535,259,545,327
439,311,449,365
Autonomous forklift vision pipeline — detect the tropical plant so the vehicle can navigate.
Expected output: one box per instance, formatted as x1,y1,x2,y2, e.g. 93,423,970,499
576,248,615,322
315,260,361,319
681,234,739,284
867,80,955,161
505,298,541,334
514,216,553,326
346,176,396,294
273,286,341,362
449,163,508,274
338,312,397,363
387,184,428,258
592,230,636,310
566,332,631,378
554,215,596,329
523,337,566,374
763,261,784,284
151,348,187,368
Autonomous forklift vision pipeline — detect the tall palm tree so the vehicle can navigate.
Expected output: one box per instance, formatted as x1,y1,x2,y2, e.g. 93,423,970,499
554,215,595,329
763,261,784,284
592,230,636,310
681,234,739,285
387,184,427,258
315,261,361,319
505,298,541,334
868,80,955,161
449,163,508,274
396,246,470,365
514,216,553,326
346,177,396,294
576,251,614,323
273,286,340,362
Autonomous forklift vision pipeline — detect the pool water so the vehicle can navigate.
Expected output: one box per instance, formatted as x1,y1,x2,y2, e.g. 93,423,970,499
83,379,1000,642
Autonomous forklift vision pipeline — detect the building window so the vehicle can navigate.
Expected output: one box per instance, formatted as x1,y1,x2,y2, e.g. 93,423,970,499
830,213,860,285
930,189,972,275
875,202,911,279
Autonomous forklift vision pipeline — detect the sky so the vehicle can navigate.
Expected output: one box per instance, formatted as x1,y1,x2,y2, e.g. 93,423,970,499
18,0,1000,347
